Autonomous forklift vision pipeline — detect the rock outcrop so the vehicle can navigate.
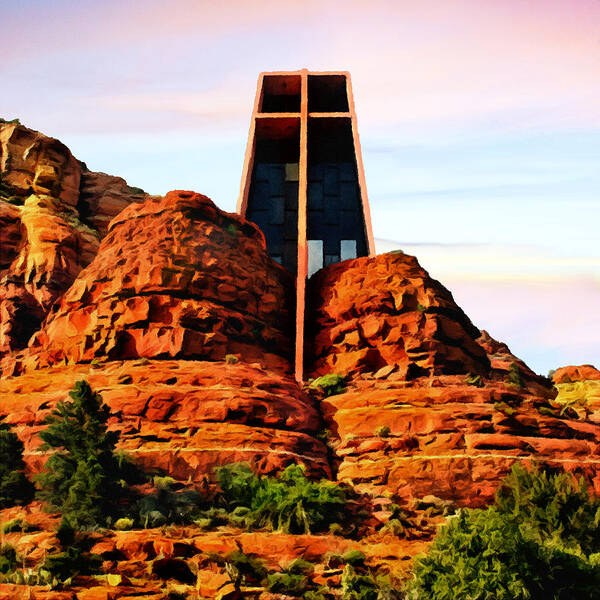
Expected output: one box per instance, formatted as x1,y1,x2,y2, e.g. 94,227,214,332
0,189,329,482
306,252,600,506
5,190,295,375
553,364,600,384
0,121,145,358
0,360,330,482
306,252,490,380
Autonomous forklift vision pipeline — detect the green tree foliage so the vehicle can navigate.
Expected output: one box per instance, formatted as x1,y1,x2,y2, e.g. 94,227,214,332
0,418,34,508
40,517,102,582
36,380,126,527
215,462,352,534
408,463,600,599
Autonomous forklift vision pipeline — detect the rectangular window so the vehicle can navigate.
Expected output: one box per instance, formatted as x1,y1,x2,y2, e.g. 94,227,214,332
307,239,324,278
341,239,357,261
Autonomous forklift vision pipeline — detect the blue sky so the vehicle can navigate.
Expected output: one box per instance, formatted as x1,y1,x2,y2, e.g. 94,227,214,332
2,0,599,374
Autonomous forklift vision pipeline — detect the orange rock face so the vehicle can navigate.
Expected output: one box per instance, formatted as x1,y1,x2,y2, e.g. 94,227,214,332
306,252,490,380
0,122,145,359
319,373,600,506
0,359,330,481
6,190,295,375
553,364,600,384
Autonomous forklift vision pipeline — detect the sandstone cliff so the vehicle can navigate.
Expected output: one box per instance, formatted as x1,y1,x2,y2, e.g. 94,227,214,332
0,121,146,358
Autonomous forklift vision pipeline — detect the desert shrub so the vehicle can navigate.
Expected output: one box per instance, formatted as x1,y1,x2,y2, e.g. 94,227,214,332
0,545,17,574
309,374,346,397
215,462,351,534
266,558,317,596
1,518,37,534
408,463,600,599
224,549,267,589
507,362,524,388
40,518,101,582
375,425,391,438
0,418,34,508
495,463,600,554
36,380,130,527
341,565,378,600
267,571,310,595
136,479,204,528
464,373,483,387
114,517,134,531
225,354,239,365
342,550,366,567
494,401,516,416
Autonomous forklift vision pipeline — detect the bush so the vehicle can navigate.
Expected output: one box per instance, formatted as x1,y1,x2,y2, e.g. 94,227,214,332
507,362,524,388
341,564,378,600
114,518,134,531
215,462,352,534
40,517,102,582
36,380,129,527
1,518,36,534
136,480,204,528
224,549,267,589
408,463,600,599
309,374,346,397
0,418,34,508
0,545,17,574
375,425,390,438
342,550,366,567
464,373,483,387
494,401,516,416
225,354,239,365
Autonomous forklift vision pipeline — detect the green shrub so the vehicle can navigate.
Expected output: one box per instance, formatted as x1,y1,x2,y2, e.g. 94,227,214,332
225,354,239,365
37,517,101,583
375,425,390,438
507,362,524,388
495,463,600,554
114,517,134,531
136,481,204,528
464,373,483,387
224,550,267,589
341,564,378,600
0,545,17,574
309,374,346,397
416,303,426,312
36,380,129,527
1,518,36,534
215,462,351,534
342,550,366,567
267,571,309,595
408,463,600,599
0,418,34,508
494,401,516,416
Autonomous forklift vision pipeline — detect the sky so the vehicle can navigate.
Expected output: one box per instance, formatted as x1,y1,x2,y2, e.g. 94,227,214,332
1,0,599,375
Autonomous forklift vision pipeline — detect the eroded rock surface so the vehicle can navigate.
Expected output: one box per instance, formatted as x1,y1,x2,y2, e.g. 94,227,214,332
0,121,145,358
4,190,295,375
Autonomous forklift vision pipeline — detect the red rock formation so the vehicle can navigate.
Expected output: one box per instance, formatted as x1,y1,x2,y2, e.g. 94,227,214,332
0,189,328,482
306,251,490,380
553,364,600,384
0,360,329,481
6,190,295,374
0,122,145,358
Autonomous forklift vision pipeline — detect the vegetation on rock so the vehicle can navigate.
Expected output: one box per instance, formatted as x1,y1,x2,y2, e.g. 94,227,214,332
0,418,34,508
215,462,355,534
36,380,129,527
408,463,600,599
309,373,346,397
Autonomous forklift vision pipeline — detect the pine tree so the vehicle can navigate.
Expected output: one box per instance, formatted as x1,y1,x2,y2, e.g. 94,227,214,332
0,418,34,508
37,380,125,527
